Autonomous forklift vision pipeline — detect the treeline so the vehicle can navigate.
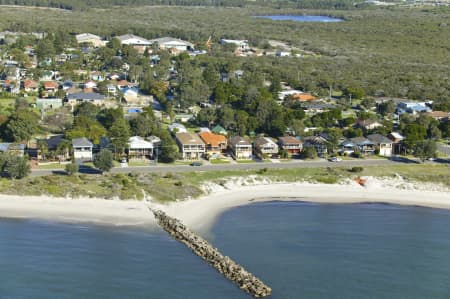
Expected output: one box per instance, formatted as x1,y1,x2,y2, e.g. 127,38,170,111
0,0,361,10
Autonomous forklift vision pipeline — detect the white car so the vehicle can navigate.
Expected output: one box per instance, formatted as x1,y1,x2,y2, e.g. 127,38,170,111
329,157,342,162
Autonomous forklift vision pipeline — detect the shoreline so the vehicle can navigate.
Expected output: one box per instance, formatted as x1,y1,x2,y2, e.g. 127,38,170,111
0,177,449,230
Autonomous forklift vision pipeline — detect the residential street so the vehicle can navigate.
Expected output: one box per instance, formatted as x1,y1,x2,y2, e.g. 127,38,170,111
30,157,439,177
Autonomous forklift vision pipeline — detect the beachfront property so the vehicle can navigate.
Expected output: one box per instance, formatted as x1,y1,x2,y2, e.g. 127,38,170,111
339,137,376,156
253,137,279,158
278,136,302,156
175,133,206,160
367,134,393,157
199,132,228,158
228,136,252,160
303,136,328,158
72,137,93,162
126,136,154,160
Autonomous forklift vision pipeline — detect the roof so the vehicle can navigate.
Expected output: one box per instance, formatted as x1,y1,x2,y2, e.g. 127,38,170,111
293,93,317,101
176,133,205,145
303,136,327,145
278,136,301,145
423,111,449,119
72,137,93,148
128,136,153,149
254,137,278,148
349,137,374,145
169,123,187,133
228,136,251,147
389,132,404,140
67,92,105,101
116,34,152,45
151,37,193,48
43,81,58,89
367,134,393,144
199,132,227,147
212,125,227,135
76,33,102,42
24,79,38,88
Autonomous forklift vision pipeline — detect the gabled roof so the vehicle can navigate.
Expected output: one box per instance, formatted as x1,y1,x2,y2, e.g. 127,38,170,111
72,137,93,148
254,137,278,148
128,136,153,149
199,132,227,147
76,33,102,42
43,81,58,89
176,133,205,145
389,132,404,140
367,134,393,144
169,122,187,133
212,125,227,135
228,136,251,147
151,37,193,48
303,136,327,145
278,136,301,145
117,34,152,45
349,137,374,146
24,79,38,88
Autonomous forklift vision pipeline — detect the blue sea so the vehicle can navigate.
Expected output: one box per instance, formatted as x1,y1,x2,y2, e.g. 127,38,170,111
1,202,450,299
255,15,344,23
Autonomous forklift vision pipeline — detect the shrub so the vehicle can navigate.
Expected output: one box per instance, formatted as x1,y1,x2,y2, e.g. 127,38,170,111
65,163,79,176
93,149,114,172
349,166,364,173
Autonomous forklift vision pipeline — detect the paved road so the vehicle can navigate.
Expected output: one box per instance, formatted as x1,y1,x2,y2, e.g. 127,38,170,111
30,157,429,177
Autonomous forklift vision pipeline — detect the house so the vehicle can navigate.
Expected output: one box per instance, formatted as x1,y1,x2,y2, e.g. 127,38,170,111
303,136,328,157
367,134,393,157
23,79,39,93
122,87,139,104
90,71,104,82
150,37,194,52
276,51,291,57
228,136,252,160
340,137,376,156
84,80,97,89
300,101,336,114
219,39,249,51
199,132,228,158
169,123,187,134
76,33,106,47
72,137,93,162
62,80,74,91
43,81,58,93
292,93,317,102
116,34,152,53
0,143,25,156
174,114,194,123
66,92,105,110
388,132,405,155
211,125,227,135
423,111,450,121
175,133,205,160
127,136,154,160
396,101,431,115
254,137,279,158
36,98,63,110
278,136,302,156
356,119,383,131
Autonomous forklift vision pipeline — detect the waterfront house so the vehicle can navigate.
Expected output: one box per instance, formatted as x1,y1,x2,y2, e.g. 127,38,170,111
278,136,302,156
340,137,376,156
367,134,393,157
72,137,93,162
199,132,228,158
254,137,279,158
127,136,154,160
175,133,205,160
228,136,252,160
303,136,328,158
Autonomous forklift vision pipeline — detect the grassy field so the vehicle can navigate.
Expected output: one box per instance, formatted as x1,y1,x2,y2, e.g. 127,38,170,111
0,164,447,202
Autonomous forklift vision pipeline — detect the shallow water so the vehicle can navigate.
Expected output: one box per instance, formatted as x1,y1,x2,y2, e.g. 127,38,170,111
1,202,450,298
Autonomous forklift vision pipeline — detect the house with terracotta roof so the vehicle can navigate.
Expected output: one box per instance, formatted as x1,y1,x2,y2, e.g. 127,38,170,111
292,93,317,102
23,79,39,92
175,133,205,160
43,81,58,93
199,132,227,158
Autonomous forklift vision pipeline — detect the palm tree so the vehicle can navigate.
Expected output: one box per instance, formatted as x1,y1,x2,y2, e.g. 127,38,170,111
37,140,49,161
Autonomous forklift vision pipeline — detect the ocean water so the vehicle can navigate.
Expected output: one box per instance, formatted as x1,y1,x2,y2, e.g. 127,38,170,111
254,15,344,23
1,202,450,299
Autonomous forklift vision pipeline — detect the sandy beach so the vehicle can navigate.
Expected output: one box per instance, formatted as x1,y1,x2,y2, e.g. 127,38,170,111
0,176,449,230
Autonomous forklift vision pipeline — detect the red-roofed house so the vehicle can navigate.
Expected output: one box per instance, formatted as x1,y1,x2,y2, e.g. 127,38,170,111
43,81,58,92
24,79,39,92
199,132,228,158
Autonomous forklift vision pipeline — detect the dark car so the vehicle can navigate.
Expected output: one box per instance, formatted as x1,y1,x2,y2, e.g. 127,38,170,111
190,161,203,166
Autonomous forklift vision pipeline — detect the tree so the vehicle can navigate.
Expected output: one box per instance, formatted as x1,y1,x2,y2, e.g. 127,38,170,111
5,110,39,143
93,149,114,173
300,146,318,159
37,140,49,161
108,118,131,157
158,130,179,163
403,123,427,150
413,140,437,162
66,116,106,144
0,154,30,179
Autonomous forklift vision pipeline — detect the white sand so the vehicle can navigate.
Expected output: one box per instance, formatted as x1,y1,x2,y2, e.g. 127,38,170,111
1,177,449,230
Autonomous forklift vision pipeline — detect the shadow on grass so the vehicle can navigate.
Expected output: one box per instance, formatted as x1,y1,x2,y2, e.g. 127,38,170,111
78,165,103,174
389,156,420,164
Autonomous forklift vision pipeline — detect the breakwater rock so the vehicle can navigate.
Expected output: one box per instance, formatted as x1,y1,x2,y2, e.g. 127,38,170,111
152,209,272,298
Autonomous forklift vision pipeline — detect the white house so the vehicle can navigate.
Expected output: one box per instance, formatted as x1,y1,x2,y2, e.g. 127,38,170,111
150,37,194,52
254,137,279,158
169,123,187,133
117,34,152,46
72,137,93,161
228,136,252,160
219,39,249,51
127,136,154,160
76,33,106,47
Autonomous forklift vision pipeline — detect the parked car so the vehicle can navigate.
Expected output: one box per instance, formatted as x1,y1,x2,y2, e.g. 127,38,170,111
329,157,342,162
190,161,203,166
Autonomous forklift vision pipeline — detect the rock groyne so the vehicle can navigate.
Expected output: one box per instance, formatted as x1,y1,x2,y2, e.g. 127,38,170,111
152,209,272,298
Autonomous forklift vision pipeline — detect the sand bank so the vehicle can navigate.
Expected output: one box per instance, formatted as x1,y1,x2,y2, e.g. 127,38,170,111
0,177,449,229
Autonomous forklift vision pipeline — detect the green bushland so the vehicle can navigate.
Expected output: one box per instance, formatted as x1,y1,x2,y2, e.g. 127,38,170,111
0,164,447,202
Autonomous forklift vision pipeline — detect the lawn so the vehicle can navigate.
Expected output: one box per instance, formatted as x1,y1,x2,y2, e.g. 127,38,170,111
210,159,231,164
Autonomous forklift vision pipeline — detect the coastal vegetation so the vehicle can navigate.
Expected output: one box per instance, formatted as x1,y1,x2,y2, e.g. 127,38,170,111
0,164,447,201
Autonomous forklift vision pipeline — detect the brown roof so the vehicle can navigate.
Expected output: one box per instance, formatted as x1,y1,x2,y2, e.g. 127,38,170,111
423,111,449,119
293,93,317,101
199,132,227,147
43,81,58,89
176,133,205,145
278,136,301,145
24,79,38,89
